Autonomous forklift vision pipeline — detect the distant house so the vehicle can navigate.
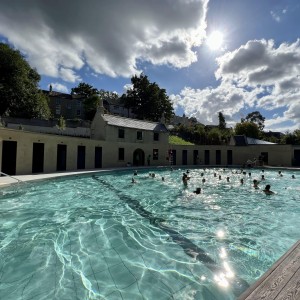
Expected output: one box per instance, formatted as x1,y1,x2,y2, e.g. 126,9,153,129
44,89,138,120
170,114,201,127
43,90,86,119
102,97,136,118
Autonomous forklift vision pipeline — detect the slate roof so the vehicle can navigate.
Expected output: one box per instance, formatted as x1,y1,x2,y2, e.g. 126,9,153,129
102,114,168,132
246,137,276,145
233,135,248,146
233,135,276,146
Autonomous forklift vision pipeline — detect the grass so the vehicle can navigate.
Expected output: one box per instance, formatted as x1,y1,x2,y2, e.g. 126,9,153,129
169,135,194,145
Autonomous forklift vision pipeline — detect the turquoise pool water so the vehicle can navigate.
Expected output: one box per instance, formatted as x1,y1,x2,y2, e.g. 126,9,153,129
0,168,299,299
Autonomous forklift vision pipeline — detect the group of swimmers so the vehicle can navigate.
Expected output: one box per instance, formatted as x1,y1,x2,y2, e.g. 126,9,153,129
186,168,295,196
132,168,296,196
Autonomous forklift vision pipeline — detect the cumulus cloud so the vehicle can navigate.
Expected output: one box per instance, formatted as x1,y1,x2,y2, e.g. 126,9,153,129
49,83,69,93
0,0,208,81
171,39,300,129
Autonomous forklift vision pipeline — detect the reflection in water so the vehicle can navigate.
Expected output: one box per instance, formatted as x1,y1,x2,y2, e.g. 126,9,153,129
0,167,299,299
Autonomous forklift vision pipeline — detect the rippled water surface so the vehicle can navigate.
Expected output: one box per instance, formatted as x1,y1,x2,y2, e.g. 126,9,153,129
0,168,299,299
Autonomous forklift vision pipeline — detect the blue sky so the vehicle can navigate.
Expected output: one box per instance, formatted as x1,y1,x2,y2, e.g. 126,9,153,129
1,0,300,131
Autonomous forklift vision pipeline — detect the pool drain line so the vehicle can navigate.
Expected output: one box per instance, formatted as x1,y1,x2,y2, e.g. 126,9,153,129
92,175,249,296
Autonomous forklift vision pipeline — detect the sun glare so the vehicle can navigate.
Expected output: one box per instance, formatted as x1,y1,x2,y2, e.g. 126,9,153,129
207,31,224,50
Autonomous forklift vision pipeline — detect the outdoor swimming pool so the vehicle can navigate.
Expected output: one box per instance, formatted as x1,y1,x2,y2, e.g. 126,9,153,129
0,168,299,300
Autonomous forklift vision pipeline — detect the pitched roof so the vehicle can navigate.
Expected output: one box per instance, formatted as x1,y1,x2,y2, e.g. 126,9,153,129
233,135,276,146
233,135,248,146
102,114,168,132
246,137,276,145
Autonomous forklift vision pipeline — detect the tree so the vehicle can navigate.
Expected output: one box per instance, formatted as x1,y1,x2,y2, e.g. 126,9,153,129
282,130,300,145
71,82,98,97
71,83,119,120
121,74,174,122
218,112,226,130
234,122,260,138
0,42,50,118
56,116,66,134
241,111,265,131
207,128,221,144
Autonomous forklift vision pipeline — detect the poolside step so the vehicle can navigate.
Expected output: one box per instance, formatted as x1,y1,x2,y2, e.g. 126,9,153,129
238,240,300,300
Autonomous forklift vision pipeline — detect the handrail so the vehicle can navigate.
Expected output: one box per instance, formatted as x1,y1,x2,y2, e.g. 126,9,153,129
0,171,24,183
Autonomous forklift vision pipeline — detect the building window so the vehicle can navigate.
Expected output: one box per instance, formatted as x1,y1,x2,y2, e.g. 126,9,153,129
56,99,60,105
55,105,61,115
137,131,143,140
77,100,81,107
153,149,158,160
118,128,125,139
114,105,119,110
76,110,81,116
118,148,125,161
154,132,159,141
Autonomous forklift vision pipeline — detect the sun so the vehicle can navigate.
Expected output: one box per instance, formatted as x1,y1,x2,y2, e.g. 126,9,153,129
206,31,224,50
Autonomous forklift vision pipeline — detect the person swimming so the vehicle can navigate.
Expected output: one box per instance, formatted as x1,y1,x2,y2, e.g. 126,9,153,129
263,184,274,195
193,187,201,194
240,178,244,184
182,173,190,186
261,175,265,180
253,179,259,189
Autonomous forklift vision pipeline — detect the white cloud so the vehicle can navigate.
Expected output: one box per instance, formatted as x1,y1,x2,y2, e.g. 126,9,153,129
0,0,208,80
171,39,300,130
270,10,281,22
49,83,69,93
123,84,133,92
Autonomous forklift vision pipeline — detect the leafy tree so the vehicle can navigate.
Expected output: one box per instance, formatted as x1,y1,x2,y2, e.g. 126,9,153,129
218,112,226,130
207,128,221,145
0,42,50,118
281,130,300,145
71,83,119,120
235,122,260,138
241,111,265,131
71,82,98,97
193,124,206,144
56,116,66,133
121,74,174,122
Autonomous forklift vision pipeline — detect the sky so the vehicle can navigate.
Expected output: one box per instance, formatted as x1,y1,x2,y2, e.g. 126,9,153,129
0,0,300,132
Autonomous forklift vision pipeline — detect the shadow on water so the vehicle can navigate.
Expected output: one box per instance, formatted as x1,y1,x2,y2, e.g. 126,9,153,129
92,175,249,297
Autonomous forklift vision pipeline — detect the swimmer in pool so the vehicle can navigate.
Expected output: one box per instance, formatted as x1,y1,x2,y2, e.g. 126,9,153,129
253,179,259,189
263,184,274,195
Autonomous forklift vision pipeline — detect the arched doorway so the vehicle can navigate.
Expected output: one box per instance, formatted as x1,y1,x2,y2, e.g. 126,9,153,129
133,149,145,166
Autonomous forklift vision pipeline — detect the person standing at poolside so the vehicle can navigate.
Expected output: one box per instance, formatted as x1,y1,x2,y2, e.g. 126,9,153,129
147,154,151,166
